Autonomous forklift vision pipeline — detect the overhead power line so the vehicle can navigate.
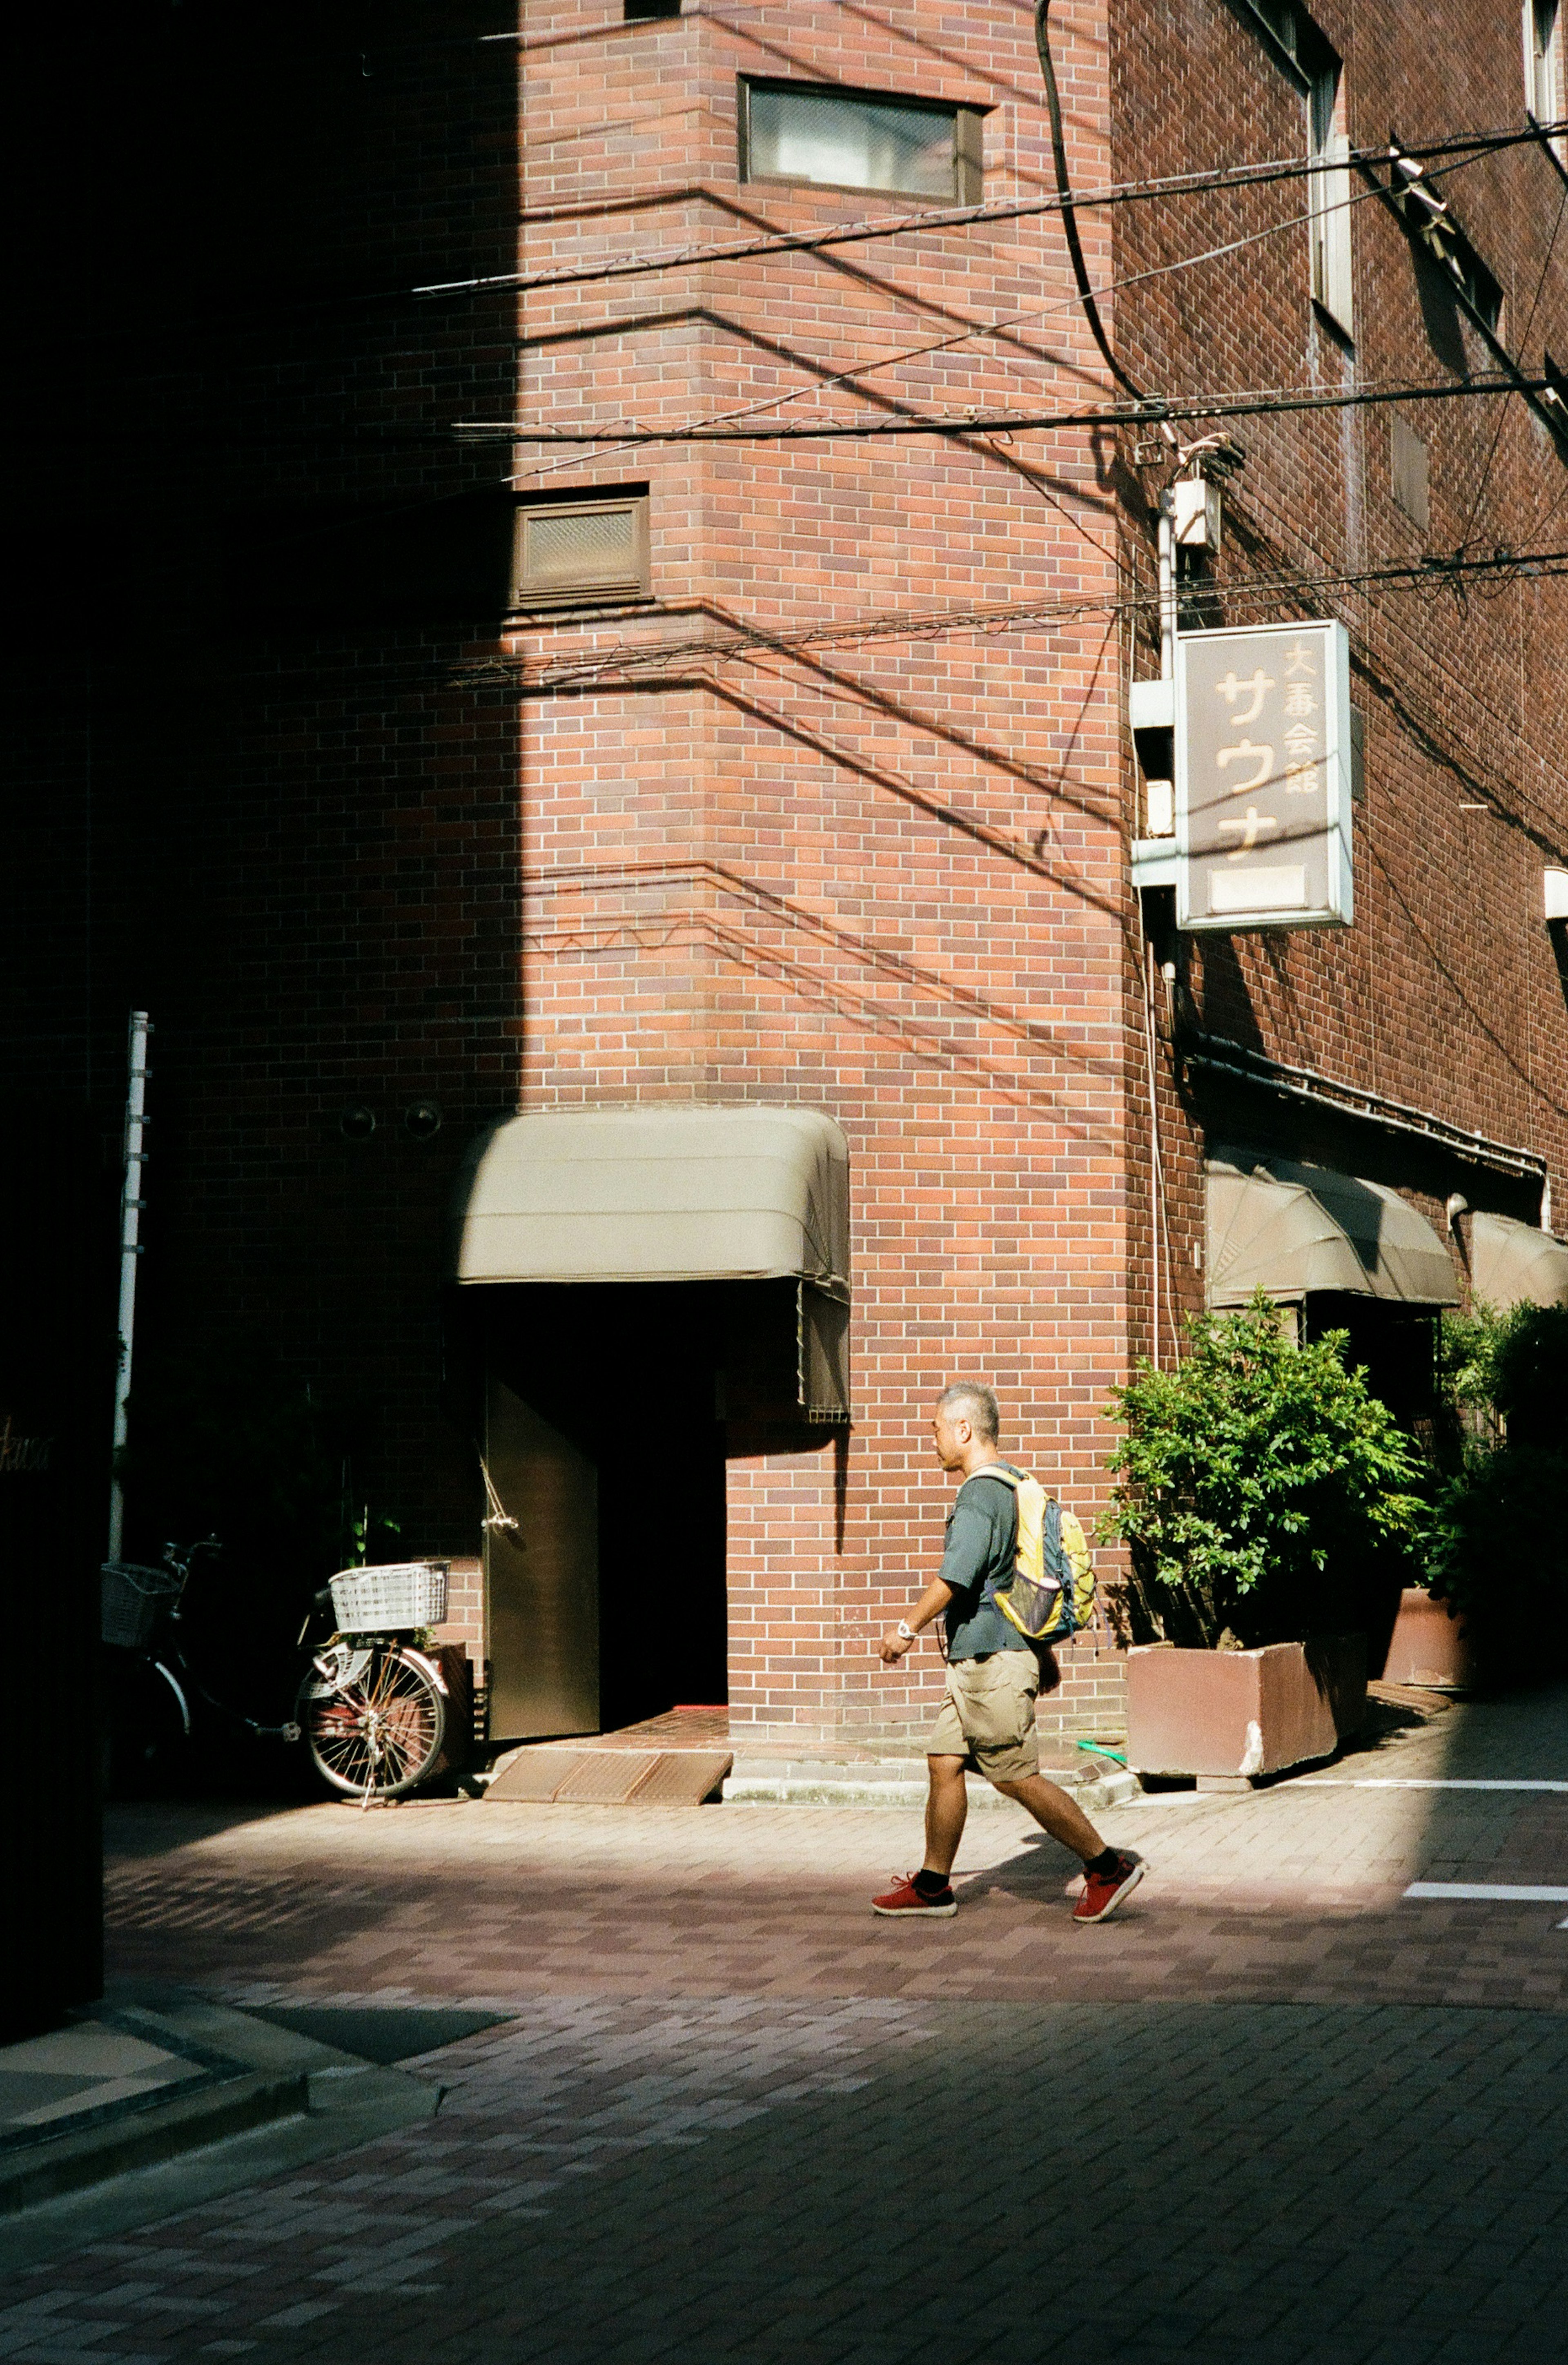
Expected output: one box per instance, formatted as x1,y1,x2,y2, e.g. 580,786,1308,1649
419,119,1565,301
454,545,1568,692
1455,179,1568,546
460,372,1557,444
509,144,1502,488
1034,0,1147,407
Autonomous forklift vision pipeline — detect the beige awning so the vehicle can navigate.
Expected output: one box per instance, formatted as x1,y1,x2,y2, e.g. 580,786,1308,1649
454,1106,850,1288
1206,1147,1459,1307
1471,1212,1568,1307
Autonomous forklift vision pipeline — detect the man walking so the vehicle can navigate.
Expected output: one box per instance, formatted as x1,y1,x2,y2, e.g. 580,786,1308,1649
873,1381,1145,1924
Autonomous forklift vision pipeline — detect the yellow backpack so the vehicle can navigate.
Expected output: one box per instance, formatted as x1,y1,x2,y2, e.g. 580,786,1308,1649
984,1467,1096,1643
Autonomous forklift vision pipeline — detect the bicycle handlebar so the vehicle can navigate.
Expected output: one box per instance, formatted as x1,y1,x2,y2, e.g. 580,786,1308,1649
160,1535,223,1582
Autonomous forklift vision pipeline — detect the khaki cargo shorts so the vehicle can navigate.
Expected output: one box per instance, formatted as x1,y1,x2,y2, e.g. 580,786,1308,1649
929,1649,1040,1785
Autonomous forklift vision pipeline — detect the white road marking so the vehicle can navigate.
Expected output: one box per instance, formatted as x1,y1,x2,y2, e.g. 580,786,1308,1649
1301,1778,1568,1790
1404,1882,1568,1902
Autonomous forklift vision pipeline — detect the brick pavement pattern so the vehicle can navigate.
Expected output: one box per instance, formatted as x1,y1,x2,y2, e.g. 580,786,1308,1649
7,1999,1567,2364
98,1689,1568,2013
9,1690,1568,2361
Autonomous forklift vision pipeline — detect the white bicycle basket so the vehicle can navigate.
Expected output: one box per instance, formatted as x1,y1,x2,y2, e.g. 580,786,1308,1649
327,1560,448,1632
101,1561,183,1650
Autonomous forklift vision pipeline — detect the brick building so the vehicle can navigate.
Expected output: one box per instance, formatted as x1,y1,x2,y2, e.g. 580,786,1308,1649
25,0,1566,1774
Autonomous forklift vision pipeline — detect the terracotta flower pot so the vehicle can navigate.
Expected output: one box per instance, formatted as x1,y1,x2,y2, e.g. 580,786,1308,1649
1127,1634,1367,1782
1379,1588,1474,1690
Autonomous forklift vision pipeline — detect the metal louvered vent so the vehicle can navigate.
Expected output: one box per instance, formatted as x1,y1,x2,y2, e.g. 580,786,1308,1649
512,497,650,606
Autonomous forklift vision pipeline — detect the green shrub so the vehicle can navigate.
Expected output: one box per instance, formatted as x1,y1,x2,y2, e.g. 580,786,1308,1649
1428,1302,1568,1659
1432,1302,1508,1469
1484,1301,1568,1451
1102,1293,1426,1647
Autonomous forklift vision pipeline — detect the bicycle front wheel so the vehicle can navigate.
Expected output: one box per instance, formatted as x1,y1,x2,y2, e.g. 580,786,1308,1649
297,1646,446,1799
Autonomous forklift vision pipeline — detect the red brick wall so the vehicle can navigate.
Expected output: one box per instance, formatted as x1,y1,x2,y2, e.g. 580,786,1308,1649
515,0,1127,1741
55,4,528,1570
33,2,1562,1755
1110,0,1568,1366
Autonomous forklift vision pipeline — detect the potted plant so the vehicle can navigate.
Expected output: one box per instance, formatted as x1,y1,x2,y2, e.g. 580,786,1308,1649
1379,1307,1494,1687
1102,1294,1426,1781
1419,1301,1568,1685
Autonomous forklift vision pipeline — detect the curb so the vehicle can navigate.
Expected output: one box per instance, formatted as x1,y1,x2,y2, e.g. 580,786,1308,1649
0,1997,440,2271
722,1768,1141,1812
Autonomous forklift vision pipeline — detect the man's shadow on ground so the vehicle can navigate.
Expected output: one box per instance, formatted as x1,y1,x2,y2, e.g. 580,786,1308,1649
948,1826,1088,1909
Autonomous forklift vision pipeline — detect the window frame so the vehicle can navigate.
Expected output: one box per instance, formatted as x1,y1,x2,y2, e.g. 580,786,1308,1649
1306,65,1353,337
509,489,652,613
737,77,984,206
1236,0,1354,341
1525,0,1566,156
1432,221,1505,334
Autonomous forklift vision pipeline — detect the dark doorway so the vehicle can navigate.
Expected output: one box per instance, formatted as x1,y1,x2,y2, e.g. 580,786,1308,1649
1304,1295,1440,1437
484,1378,601,1741
479,1282,749,1741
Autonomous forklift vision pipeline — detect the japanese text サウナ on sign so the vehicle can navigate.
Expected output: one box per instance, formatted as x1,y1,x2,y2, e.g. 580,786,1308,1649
1175,620,1353,931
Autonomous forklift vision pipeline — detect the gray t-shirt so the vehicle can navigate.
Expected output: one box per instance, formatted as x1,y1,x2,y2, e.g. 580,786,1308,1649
939,1464,1033,1662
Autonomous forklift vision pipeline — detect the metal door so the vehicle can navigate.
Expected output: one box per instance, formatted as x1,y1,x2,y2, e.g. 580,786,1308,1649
483,1375,599,1741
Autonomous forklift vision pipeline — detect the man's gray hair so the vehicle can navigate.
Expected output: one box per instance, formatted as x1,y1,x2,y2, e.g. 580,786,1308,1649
936,1380,1000,1443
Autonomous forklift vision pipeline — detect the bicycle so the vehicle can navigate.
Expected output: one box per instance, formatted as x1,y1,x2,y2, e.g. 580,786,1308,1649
101,1538,303,1790
295,1560,452,1801
101,1545,454,1803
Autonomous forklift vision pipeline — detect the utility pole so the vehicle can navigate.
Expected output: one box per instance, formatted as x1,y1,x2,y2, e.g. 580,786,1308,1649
107,1012,151,1562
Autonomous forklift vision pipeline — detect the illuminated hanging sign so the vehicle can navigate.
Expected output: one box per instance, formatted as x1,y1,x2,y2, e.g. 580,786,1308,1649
1175,619,1353,931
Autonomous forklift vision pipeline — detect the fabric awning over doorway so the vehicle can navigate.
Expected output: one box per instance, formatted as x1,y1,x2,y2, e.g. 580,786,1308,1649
1470,1211,1568,1307
1205,1146,1459,1307
454,1105,850,1289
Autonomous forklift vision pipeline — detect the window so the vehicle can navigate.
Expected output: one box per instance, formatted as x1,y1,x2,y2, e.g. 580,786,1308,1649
1526,0,1565,151
1438,225,1504,331
1307,64,1353,335
511,491,650,609
740,81,983,203
1527,0,1561,119
1238,0,1353,339
1388,149,1505,332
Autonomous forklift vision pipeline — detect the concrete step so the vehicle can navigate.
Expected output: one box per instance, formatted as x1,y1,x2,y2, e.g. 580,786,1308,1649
0,1995,441,2271
722,1758,1141,1812
483,1745,734,1806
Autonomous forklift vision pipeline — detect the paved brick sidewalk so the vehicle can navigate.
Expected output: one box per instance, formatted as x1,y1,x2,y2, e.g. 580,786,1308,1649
99,1689,1568,2012
8,1686,1566,2361
7,1998,1566,2364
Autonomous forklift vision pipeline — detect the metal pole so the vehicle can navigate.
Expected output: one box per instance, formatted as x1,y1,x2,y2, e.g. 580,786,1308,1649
1158,495,1176,680
1152,497,1177,1367
107,1012,151,1562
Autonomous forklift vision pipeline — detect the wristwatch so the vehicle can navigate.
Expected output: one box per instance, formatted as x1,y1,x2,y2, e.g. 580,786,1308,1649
896,1620,918,1641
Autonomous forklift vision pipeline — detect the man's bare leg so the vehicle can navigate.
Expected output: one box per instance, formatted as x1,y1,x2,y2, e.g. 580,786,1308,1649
920,1754,969,1877
993,1773,1105,1861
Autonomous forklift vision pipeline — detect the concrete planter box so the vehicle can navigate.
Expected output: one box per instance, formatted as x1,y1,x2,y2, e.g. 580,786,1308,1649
1127,1635,1367,1782
1379,1588,1474,1690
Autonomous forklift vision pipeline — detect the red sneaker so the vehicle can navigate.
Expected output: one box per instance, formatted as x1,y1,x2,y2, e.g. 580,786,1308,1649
872,1872,957,1918
1072,1850,1146,1924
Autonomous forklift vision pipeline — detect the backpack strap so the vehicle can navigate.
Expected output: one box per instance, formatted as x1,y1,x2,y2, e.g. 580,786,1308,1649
973,1464,1020,1493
